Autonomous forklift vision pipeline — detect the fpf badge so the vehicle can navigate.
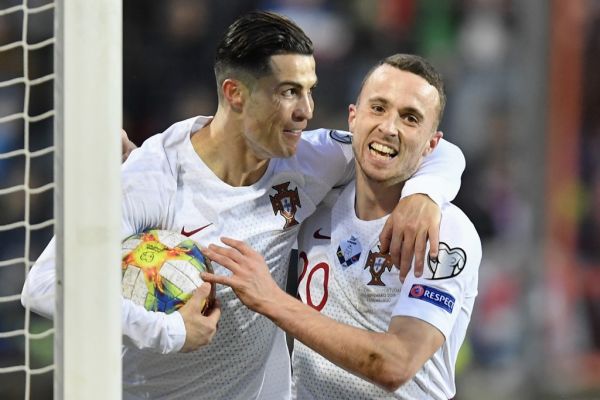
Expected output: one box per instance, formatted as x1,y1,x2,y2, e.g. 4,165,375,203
364,244,395,286
270,182,301,229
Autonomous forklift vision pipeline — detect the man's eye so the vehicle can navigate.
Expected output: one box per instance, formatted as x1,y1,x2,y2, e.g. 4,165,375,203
371,105,385,113
282,88,295,97
404,114,419,124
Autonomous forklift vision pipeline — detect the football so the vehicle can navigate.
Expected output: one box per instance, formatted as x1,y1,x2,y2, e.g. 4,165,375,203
121,229,215,314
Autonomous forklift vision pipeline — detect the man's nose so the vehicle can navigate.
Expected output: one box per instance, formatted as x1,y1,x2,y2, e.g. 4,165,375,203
293,94,314,121
378,114,400,136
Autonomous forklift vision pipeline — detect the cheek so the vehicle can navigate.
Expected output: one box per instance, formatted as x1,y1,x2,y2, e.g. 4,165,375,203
352,132,368,155
249,92,278,113
260,99,286,126
398,139,420,159
248,100,281,128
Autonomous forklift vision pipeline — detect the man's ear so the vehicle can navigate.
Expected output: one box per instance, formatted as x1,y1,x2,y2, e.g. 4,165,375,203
348,104,357,133
221,78,245,112
422,130,443,157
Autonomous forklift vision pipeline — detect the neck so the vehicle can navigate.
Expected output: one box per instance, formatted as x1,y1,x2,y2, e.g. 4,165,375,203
354,168,404,221
191,108,269,187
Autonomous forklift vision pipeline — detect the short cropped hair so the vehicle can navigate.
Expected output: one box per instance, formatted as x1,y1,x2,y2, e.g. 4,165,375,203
214,11,313,94
358,54,446,126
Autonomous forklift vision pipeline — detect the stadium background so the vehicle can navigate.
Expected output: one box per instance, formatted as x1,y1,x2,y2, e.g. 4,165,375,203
1,0,599,398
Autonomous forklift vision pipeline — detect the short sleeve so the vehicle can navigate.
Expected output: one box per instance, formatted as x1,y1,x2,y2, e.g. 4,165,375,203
392,205,481,338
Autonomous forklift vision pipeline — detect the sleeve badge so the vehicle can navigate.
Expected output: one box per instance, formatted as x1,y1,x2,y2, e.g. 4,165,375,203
427,242,467,280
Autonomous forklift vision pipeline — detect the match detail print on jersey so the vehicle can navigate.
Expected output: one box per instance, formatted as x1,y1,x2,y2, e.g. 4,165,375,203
270,182,301,229
329,129,352,144
336,235,362,268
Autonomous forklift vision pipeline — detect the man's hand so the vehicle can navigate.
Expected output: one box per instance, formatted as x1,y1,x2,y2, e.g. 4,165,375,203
178,282,221,352
121,129,137,162
200,237,283,314
379,194,441,281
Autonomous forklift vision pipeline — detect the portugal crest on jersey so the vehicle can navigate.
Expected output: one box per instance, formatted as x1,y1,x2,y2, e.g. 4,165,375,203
364,244,395,286
270,182,301,229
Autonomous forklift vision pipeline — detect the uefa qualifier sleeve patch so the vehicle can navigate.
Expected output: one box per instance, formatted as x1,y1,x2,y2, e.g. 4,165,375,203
329,130,352,144
408,284,455,313
427,242,466,280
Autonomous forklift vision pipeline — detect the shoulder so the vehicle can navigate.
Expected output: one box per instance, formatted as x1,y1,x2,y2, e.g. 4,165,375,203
122,116,204,176
298,129,353,160
301,128,353,146
136,116,203,157
288,129,354,184
440,204,481,247
120,117,206,200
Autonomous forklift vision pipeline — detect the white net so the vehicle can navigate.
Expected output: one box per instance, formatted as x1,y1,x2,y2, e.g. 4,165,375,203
0,1,56,398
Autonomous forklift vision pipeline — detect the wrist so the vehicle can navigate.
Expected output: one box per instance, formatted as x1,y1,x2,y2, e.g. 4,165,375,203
259,287,295,322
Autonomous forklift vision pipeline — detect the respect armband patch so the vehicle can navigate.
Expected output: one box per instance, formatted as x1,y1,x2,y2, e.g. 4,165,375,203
408,284,455,313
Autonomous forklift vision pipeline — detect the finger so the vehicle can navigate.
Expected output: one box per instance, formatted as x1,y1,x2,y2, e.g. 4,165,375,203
201,271,235,287
204,246,242,272
220,237,251,255
389,231,403,269
189,283,212,311
428,224,440,260
196,282,211,299
379,218,393,254
209,243,244,262
205,300,221,321
399,236,415,282
185,285,207,306
121,129,129,152
413,230,427,278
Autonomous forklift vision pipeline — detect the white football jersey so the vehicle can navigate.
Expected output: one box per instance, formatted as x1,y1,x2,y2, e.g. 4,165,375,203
294,181,481,400
22,116,465,400
119,116,355,399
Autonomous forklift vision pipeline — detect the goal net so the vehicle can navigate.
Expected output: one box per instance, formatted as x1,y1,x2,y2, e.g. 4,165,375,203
0,1,122,399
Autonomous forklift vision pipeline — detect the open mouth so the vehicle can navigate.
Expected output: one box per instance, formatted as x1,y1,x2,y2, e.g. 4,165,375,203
368,142,398,159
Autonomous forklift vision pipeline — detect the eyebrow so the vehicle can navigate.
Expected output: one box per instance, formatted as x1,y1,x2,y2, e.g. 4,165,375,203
367,95,390,105
277,79,318,89
368,96,425,121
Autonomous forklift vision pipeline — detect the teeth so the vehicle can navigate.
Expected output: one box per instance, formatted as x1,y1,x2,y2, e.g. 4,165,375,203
369,143,397,156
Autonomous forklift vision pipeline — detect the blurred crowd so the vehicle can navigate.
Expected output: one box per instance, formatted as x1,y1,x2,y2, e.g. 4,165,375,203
1,0,599,398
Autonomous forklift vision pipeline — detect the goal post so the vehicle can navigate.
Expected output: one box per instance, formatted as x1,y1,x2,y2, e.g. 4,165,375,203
55,0,122,399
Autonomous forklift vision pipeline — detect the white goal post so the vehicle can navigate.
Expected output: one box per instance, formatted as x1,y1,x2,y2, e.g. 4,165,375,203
0,1,122,398
54,0,122,399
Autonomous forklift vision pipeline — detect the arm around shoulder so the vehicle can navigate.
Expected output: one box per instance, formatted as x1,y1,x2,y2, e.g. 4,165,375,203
402,138,465,205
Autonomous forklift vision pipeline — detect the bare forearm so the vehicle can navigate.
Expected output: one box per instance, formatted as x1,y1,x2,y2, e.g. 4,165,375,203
262,291,413,391
199,239,436,390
